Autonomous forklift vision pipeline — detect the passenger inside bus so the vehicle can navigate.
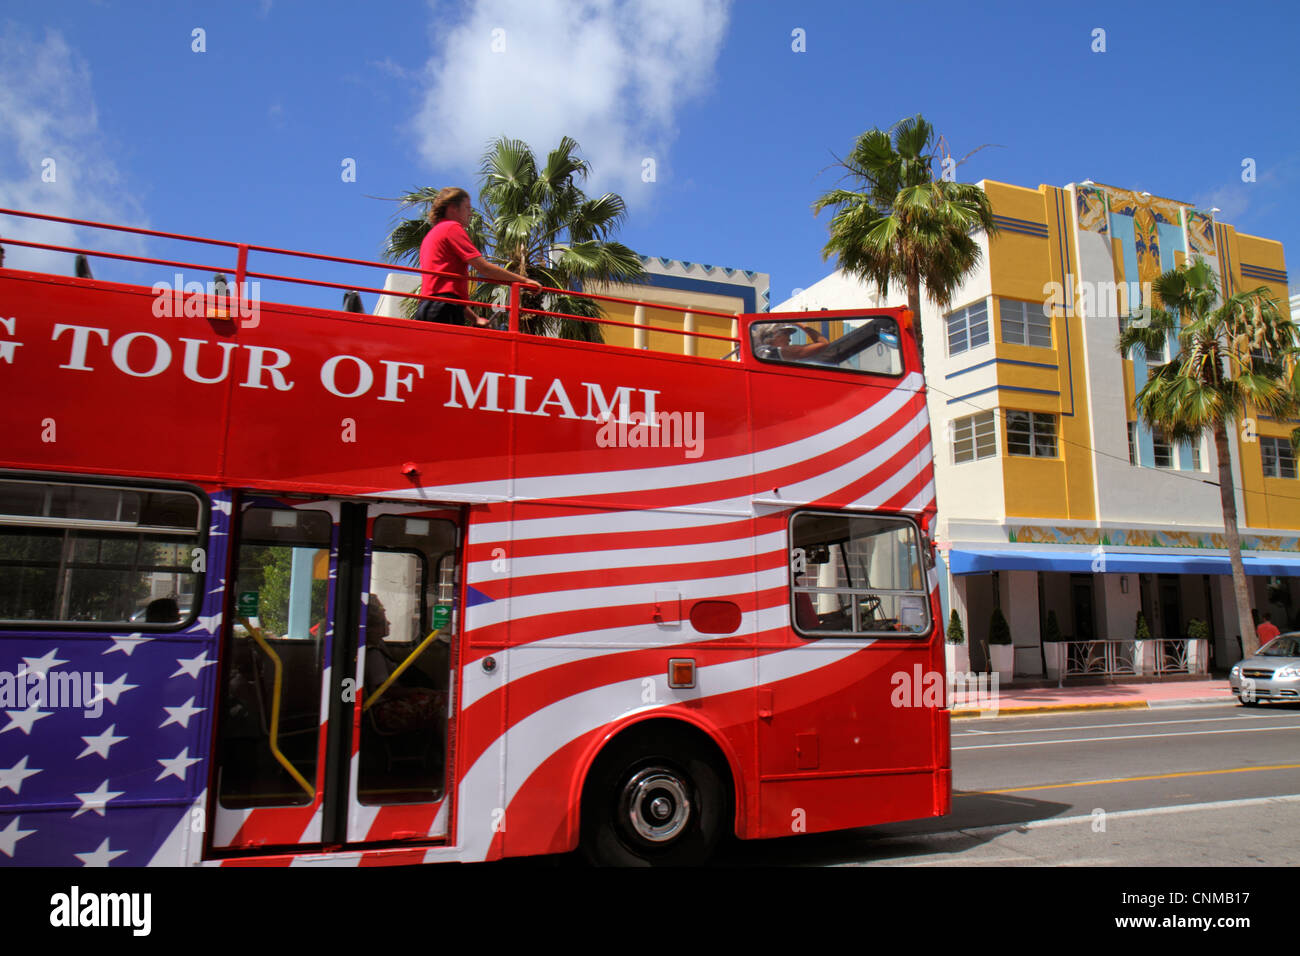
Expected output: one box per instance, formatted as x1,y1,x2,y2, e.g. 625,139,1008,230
144,597,180,622
757,323,831,361
364,594,445,735
751,317,904,375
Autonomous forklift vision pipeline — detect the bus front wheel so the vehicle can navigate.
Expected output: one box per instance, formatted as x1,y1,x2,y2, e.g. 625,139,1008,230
581,733,727,866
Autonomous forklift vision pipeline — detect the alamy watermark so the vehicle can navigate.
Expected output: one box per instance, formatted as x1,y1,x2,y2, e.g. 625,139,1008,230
0,668,104,718
890,664,1000,715
595,410,704,459
152,273,261,327
50,885,150,935
1042,274,1152,327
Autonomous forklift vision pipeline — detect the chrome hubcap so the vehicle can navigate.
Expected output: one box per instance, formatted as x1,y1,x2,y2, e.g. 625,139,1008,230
622,768,690,843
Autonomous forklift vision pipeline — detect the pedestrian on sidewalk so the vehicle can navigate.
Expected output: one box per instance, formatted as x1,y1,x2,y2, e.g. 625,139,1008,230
1257,612,1280,647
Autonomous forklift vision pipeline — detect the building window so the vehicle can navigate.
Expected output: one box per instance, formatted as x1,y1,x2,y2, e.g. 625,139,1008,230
999,298,1052,348
1262,437,1297,479
952,411,997,463
946,301,989,356
1127,422,1137,465
1152,428,1173,468
1006,411,1057,458
1190,438,1202,471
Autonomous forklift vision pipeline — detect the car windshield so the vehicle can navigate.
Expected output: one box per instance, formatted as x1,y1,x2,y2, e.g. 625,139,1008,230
1258,636,1298,656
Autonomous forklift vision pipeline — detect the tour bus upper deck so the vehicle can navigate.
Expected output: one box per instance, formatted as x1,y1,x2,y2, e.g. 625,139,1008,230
0,207,926,501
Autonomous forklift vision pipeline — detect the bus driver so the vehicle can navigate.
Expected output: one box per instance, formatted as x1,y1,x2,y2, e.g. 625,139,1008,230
760,323,831,361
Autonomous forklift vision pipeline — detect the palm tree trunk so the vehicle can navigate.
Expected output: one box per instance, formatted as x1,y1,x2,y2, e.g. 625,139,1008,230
907,278,924,368
1214,424,1257,658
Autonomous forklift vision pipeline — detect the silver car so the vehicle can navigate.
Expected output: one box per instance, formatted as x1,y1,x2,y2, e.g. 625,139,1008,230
1229,634,1300,705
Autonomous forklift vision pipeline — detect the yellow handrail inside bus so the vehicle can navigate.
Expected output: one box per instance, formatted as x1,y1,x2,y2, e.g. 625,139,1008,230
239,616,316,800
364,628,442,712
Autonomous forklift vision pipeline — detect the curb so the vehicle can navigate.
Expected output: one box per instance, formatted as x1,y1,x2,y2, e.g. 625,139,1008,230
952,701,1150,718
951,696,1236,717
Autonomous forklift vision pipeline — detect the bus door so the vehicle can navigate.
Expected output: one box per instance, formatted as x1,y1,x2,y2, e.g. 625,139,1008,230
210,497,462,853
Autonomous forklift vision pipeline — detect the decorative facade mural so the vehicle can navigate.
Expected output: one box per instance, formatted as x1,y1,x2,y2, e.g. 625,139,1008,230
1185,208,1217,258
1103,187,1183,227
1132,207,1163,288
1007,525,1300,553
1075,185,1108,234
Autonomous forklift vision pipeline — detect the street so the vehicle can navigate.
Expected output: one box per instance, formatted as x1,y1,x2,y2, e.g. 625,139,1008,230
716,701,1300,866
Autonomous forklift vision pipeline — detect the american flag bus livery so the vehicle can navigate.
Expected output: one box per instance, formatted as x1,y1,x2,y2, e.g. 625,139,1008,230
0,209,949,866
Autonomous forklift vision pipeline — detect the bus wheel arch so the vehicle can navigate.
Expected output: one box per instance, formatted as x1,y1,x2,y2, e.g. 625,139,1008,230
577,717,737,866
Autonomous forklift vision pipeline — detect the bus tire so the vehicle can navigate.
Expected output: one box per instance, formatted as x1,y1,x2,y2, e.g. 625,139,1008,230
581,732,727,867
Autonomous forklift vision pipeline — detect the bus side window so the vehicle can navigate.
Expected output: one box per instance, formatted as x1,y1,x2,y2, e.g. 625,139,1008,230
790,511,930,637
750,317,904,375
0,478,204,628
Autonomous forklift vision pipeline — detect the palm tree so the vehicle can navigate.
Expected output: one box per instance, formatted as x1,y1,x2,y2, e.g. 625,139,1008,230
1118,257,1297,658
812,115,999,364
383,136,645,340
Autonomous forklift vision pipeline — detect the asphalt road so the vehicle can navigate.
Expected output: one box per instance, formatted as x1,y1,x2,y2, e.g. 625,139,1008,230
717,700,1300,866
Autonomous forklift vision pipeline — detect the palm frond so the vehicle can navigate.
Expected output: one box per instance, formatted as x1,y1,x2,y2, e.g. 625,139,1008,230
814,115,998,360
384,135,642,341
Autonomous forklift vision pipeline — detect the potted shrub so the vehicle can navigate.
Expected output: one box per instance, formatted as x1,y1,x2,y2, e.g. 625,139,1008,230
1133,611,1153,675
1042,609,1063,679
1186,618,1210,674
988,607,1014,682
946,609,969,675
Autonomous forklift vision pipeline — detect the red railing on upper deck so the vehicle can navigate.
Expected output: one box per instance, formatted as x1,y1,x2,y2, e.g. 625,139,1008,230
0,207,742,351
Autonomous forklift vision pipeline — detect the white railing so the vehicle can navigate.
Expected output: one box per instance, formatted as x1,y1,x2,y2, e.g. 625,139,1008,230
1153,638,1208,676
1063,639,1137,677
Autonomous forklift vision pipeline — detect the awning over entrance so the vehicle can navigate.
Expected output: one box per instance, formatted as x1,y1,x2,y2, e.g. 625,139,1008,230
947,547,1300,576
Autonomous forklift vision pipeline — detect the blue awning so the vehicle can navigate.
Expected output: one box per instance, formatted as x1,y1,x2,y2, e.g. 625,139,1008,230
948,547,1300,577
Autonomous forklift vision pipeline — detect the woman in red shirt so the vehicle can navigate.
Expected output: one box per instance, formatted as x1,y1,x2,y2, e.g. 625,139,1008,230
415,187,539,326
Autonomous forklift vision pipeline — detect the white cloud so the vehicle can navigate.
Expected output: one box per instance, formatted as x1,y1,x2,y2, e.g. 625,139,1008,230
1191,183,1251,223
413,0,730,201
0,24,146,274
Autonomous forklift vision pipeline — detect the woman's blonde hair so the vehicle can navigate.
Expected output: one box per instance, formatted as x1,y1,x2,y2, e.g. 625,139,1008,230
429,187,470,223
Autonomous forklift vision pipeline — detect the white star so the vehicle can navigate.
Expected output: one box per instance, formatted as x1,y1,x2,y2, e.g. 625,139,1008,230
0,817,35,858
156,747,202,781
0,755,42,794
72,780,124,818
171,650,216,679
191,614,222,634
212,498,231,515
1,703,53,735
20,647,67,676
103,633,153,657
89,673,139,707
78,724,127,760
160,697,205,729
75,837,126,867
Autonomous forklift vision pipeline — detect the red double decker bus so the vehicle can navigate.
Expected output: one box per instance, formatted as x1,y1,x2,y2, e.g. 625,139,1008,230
0,209,948,866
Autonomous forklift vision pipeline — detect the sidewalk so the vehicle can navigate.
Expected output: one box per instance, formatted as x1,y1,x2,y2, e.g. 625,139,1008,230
951,678,1235,718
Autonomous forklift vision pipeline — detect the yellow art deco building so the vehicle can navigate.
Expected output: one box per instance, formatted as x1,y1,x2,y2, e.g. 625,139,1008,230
778,179,1294,680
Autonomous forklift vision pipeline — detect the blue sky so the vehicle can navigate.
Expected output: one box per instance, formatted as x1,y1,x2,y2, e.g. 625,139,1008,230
2,0,1298,310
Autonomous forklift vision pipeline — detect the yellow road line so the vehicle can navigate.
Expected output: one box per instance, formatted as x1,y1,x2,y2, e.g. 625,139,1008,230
979,763,1300,794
